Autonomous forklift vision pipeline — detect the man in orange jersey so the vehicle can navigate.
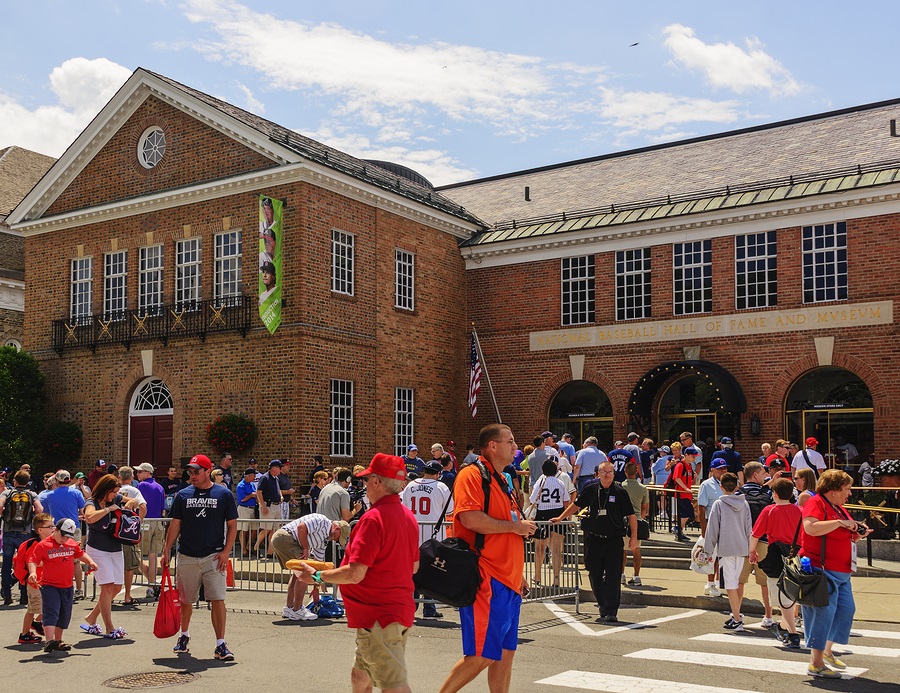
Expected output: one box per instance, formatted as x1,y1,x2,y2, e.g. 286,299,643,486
439,424,536,693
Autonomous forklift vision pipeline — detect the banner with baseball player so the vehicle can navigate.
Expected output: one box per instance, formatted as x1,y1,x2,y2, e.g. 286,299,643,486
258,195,283,334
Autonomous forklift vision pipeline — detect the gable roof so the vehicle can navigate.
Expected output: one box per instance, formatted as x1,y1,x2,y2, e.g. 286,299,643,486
0,146,56,216
440,98,900,232
8,68,482,231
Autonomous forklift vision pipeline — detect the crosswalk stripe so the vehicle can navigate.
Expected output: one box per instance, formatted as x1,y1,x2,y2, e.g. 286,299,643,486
692,632,900,658
535,670,757,693
543,601,705,637
851,628,900,641
623,648,868,679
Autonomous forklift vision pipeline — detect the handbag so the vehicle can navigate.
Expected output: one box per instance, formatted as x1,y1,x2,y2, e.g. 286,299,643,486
525,478,547,521
414,462,494,608
153,566,181,639
627,518,650,541
106,508,143,545
777,516,829,608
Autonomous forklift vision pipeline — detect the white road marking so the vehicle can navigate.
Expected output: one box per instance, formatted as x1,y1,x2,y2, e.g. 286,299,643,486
692,632,900,658
624,648,867,679
543,601,705,637
535,670,757,692
851,628,900,641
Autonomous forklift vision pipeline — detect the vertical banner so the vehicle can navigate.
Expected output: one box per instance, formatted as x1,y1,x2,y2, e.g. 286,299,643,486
258,195,283,334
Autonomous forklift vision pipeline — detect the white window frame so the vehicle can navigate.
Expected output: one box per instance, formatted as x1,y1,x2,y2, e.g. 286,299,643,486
394,387,415,456
736,231,778,310
175,238,202,311
70,257,93,325
139,244,164,316
330,379,354,458
802,222,848,304
331,229,355,296
137,126,166,169
561,255,595,326
104,250,128,321
214,231,242,306
615,248,651,321
673,240,712,316
395,249,415,310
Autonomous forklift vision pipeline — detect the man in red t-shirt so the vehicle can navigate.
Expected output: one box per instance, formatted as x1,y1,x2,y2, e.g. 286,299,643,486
298,453,419,693
672,447,698,542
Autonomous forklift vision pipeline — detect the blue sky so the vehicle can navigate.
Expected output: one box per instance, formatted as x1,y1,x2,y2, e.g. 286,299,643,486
2,1,898,186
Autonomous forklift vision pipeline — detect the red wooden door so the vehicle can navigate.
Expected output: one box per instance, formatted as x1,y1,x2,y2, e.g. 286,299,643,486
130,415,173,469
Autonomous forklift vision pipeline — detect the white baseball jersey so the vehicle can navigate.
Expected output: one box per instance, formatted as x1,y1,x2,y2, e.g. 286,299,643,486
400,478,453,544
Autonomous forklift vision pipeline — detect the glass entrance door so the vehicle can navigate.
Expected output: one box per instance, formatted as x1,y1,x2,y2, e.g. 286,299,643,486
658,413,719,447
657,374,734,446
548,380,614,450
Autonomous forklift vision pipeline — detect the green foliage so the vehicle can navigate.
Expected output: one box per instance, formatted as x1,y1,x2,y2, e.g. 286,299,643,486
43,420,83,465
0,346,47,468
205,413,258,455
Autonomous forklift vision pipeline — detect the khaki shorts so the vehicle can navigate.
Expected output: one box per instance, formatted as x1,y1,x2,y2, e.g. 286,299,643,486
353,621,410,690
26,583,42,616
123,542,143,571
176,553,227,602
140,522,165,555
270,528,304,570
237,505,256,530
740,541,768,586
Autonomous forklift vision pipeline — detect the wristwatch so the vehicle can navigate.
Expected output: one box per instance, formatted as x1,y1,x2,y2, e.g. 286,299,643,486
312,570,324,585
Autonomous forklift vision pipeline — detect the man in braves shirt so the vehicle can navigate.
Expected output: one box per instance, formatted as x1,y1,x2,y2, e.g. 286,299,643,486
161,454,238,661
400,461,453,620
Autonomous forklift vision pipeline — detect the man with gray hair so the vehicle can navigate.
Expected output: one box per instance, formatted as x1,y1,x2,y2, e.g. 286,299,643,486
573,437,608,492
298,454,419,692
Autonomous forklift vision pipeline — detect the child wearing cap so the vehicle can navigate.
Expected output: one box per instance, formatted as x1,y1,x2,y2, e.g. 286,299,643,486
13,513,54,645
27,518,98,652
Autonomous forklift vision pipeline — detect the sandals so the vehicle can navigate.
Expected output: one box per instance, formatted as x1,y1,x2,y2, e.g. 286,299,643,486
122,598,137,606
80,623,102,636
104,627,127,640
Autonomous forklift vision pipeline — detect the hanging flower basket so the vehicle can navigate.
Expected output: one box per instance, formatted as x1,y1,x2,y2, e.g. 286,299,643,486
205,414,258,456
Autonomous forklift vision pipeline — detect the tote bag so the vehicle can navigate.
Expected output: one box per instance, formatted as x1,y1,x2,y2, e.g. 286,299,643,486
153,566,181,639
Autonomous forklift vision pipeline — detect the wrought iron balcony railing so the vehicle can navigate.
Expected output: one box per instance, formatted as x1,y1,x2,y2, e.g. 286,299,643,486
51,295,251,355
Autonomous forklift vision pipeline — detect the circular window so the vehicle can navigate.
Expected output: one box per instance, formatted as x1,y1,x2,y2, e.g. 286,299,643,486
137,127,166,169
4,339,22,351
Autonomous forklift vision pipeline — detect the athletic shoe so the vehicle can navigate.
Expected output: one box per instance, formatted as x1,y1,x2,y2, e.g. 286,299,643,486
31,621,44,635
173,634,190,653
760,617,775,628
423,610,444,620
146,587,157,599
290,606,318,621
787,634,801,649
808,665,841,679
621,574,626,584
19,632,42,644
822,653,847,670
73,589,83,601
282,606,297,619
214,642,235,661
773,625,790,644
43,639,59,653
704,583,723,598
723,617,745,632
627,576,642,586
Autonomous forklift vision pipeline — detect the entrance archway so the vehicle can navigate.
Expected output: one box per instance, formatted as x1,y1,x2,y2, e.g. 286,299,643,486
128,377,174,470
784,367,873,473
547,380,613,450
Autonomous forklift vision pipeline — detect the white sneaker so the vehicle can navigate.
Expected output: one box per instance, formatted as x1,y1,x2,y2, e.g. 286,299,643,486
627,576,642,586
295,606,318,621
282,607,296,619
73,589,83,601
704,583,723,598
761,617,775,628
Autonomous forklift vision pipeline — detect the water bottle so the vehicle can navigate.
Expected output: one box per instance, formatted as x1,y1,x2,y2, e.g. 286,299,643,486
800,556,812,573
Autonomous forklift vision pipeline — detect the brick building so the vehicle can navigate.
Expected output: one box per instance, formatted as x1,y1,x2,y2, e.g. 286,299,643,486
440,99,900,470
7,69,480,478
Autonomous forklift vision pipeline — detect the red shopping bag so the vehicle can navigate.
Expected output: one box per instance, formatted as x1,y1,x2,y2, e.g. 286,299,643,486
226,559,234,588
153,566,181,639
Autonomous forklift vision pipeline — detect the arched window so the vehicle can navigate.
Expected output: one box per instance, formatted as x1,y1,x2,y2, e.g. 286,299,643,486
130,378,173,415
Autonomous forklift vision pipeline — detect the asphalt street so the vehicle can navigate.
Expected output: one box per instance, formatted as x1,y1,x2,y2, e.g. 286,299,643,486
1,591,899,692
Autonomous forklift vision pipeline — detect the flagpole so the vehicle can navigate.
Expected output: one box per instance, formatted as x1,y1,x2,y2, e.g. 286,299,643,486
472,326,502,424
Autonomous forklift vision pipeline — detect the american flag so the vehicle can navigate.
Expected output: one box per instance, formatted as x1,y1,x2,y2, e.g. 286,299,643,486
468,331,482,417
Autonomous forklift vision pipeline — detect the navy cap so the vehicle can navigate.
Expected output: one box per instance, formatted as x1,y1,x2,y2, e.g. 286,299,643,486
682,446,701,456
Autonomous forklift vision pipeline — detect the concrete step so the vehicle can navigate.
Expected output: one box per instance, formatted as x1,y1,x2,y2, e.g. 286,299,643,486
626,556,690,570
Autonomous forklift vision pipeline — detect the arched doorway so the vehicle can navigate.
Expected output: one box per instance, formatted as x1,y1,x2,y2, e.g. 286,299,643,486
657,373,735,446
128,377,174,470
784,367,873,473
547,380,613,450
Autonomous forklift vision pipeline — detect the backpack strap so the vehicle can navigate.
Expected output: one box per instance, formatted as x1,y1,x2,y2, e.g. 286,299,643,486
472,460,493,554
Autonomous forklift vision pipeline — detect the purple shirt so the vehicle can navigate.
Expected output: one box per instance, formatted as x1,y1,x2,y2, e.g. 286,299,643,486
138,478,166,519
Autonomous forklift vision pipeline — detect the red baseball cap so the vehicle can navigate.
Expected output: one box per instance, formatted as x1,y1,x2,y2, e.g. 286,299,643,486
805,437,819,446
355,453,407,481
187,454,212,471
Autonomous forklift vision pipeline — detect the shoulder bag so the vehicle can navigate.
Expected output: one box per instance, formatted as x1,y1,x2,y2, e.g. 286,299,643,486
776,512,829,608
525,478,547,521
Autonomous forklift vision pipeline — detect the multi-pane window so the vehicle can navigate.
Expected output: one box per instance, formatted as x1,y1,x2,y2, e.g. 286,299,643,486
561,256,595,326
332,230,355,296
104,250,128,320
736,231,777,309
802,222,848,303
330,379,354,458
70,257,93,324
139,245,164,316
673,240,712,315
395,249,415,310
394,387,415,456
615,249,651,320
175,238,201,310
214,231,242,305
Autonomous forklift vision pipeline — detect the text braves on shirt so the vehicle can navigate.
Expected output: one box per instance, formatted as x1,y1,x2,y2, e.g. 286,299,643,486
185,497,220,509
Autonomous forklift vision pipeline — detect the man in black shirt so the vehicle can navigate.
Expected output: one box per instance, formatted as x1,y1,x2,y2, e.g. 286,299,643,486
553,460,637,623
213,452,234,492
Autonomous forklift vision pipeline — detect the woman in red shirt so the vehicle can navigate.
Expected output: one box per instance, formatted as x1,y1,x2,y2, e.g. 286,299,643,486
799,469,872,679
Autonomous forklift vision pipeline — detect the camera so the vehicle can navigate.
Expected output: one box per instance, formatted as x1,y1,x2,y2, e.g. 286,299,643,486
856,524,869,536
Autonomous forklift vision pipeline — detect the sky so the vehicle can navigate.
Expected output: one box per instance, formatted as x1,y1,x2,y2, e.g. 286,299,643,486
1,1,898,187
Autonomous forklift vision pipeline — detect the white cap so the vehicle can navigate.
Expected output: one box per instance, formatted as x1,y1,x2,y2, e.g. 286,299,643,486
56,518,77,537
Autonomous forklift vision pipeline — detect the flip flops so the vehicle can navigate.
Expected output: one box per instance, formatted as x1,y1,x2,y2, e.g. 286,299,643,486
80,623,102,636
103,627,127,640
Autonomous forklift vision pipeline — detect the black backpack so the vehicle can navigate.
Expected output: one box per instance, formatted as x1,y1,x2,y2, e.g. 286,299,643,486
739,484,773,525
2,489,35,529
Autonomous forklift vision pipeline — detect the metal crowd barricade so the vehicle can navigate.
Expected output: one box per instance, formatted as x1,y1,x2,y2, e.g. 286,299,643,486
521,519,581,612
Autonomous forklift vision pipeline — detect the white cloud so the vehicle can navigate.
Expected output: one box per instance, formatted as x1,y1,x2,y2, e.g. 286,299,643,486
0,58,132,157
598,88,743,136
663,24,802,96
308,127,478,187
236,82,264,114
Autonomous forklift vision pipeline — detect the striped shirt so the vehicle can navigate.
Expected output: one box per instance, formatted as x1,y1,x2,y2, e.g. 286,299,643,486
282,513,332,561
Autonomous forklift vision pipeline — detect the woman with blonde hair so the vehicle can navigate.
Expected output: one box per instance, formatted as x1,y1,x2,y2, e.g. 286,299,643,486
794,467,817,507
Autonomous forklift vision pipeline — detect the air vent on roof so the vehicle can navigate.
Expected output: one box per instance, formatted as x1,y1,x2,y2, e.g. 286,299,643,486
365,160,433,188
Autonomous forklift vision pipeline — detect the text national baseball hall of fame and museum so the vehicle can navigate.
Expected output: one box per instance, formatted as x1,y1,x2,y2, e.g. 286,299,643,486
530,300,893,351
